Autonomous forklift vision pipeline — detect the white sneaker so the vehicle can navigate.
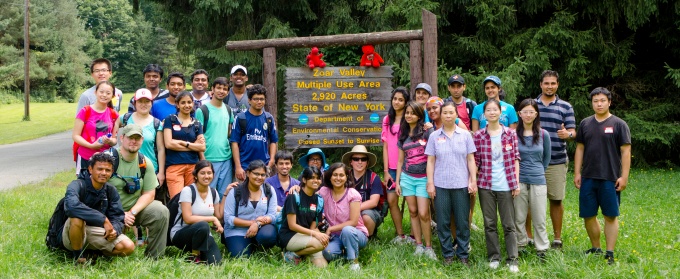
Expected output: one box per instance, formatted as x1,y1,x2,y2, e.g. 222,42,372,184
424,247,437,260
508,264,519,273
391,235,404,245
471,223,481,231
349,263,361,271
431,220,437,230
489,260,500,269
414,245,425,256
404,236,416,245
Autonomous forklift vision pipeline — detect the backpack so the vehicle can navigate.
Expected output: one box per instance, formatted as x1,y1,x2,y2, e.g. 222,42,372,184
72,106,118,161
275,192,324,230
169,114,202,136
107,148,147,179
237,111,275,138
199,103,234,134
121,112,161,131
367,171,388,218
166,185,218,246
220,183,274,246
46,180,86,250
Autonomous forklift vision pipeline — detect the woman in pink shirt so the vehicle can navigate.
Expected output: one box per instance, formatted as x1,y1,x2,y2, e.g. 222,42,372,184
319,163,368,271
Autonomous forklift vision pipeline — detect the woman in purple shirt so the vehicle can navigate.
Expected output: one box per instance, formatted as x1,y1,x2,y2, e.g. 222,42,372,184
425,102,477,266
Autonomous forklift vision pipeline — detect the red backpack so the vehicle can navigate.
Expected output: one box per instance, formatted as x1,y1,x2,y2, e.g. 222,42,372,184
367,171,388,218
72,106,118,161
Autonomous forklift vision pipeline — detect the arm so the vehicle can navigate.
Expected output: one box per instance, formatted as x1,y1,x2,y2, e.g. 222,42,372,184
426,155,436,198
395,149,405,196
471,119,480,132
231,142,244,181
188,134,206,152
616,144,632,191
456,119,468,131
156,130,166,185
573,143,584,189
72,118,103,150
382,141,392,182
360,194,380,210
556,124,577,141
508,122,518,130
101,117,120,147
267,142,277,171
163,127,191,151
542,131,552,170
466,153,478,194
511,159,520,197
214,195,224,222
63,180,106,226
105,186,126,235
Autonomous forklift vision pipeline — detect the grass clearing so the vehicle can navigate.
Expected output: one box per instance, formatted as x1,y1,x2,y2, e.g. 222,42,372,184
0,169,678,278
0,93,133,145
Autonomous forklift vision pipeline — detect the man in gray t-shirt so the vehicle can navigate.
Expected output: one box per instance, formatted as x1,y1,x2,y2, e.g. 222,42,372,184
76,58,123,114
225,65,250,115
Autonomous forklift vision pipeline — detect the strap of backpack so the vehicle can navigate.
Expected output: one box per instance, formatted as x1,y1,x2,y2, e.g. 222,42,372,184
233,188,241,217
121,112,132,128
111,148,120,177
138,154,146,178
200,104,210,133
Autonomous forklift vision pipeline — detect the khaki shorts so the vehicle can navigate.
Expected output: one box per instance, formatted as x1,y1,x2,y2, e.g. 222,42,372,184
546,163,568,200
62,218,131,252
286,233,324,260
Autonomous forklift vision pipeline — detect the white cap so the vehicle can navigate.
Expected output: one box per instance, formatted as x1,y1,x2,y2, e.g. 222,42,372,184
230,65,247,75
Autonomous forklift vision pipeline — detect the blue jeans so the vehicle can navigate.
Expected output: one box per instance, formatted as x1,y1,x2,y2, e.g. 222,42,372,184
322,226,368,261
434,187,471,259
223,224,277,258
209,160,233,196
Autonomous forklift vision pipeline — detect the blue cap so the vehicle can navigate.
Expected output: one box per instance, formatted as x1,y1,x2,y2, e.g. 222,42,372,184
415,83,432,95
298,148,328,170
483,75,501,87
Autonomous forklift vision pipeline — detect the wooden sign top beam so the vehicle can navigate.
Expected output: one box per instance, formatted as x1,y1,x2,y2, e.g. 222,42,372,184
227,30,423,51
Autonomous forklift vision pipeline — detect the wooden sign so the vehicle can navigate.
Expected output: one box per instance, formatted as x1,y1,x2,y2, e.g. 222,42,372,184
284,66,393,148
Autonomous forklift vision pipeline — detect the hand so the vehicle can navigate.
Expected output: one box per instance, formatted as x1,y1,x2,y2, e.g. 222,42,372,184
103,219,116,241
426,182,436,198
384,171,393,183
423,122,433,130
313,231,330,246
245,222,259,238
511,188,520,198
556,124,570,140
267,162,275,175
615,176,628,192
395,182,402,196
157,171,165,186
235,166,246,181
468,181,478,195
124,211,136,228
213,217,224,233
288,185,301,195
574,174,582,189
226,182,238,194
325,227,332,236
90,141,104,150
255,216,269,224
197,137,206,145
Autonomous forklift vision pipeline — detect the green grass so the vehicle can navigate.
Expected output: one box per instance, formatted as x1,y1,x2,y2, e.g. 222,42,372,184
0,93,133,145
0,169,678,278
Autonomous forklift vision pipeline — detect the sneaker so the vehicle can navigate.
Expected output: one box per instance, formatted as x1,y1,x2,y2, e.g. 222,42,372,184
489,260,500,269
508,264,520,273
443,257,454,266
283,251,302,265
391,235,405,245
605,251,615,265
74,257,88,267
424,247,437,260
459,258,470,267
431,220,437,231
414,245,425,256
349,263,361,271
528,239,535,247
471,223,481,231
585,247,603,255
551,239,563,249
537,250,547,262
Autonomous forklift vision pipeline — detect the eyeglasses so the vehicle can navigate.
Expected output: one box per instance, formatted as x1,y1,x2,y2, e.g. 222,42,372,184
309,158,322,162
351,157,368,162
520,111,537,115
251,97,266,102
251,172,267,178
93,69,110,74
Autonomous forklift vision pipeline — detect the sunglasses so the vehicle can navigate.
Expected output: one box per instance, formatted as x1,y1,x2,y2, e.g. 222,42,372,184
351,157,369,162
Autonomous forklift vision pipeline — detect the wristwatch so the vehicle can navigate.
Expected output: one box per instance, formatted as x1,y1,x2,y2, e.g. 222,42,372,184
185,141,190,148
131,209,137,216
256,221,262,228
568,132,573,139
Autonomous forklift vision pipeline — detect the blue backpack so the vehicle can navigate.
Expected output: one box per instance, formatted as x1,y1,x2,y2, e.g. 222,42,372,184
275,192,324,230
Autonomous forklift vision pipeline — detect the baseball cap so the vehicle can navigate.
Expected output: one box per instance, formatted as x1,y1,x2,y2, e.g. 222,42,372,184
121,124,143,138
483,75,501,87
231,65,248,75
415,83,432,95
134,88,153,101
448,74,465,85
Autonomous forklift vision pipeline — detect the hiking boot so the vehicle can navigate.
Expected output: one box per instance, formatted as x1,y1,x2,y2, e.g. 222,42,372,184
551,239,563,249
443,257,454,266
585,247,603,255
459,258,470,267
605,251,615,265
283,251,301,265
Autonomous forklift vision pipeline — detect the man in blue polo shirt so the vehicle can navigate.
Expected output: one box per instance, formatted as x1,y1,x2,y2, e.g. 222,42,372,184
471,75,518,131
151,72,185,122
229,84,278,181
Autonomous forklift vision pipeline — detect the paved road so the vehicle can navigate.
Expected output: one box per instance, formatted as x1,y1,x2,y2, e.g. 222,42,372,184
0,131,74,191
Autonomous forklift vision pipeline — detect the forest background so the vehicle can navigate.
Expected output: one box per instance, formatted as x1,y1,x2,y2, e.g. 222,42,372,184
1,0,679,166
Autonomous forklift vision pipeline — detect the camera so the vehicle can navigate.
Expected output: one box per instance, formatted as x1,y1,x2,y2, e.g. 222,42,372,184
122,175,141,194
317,217,329,233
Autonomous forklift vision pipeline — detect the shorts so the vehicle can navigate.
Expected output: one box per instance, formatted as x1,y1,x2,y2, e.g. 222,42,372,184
546,163,568,200
62,218,131,252
579,178,620,218
286,233,324,260
361,209,384,228
386,169,397,193
400,172,429,198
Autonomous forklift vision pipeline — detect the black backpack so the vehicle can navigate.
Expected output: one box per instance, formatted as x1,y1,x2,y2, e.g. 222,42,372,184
46,180,86,250
236,111,275,138
199,103,234,134
166,185,218,246
107,148,147,179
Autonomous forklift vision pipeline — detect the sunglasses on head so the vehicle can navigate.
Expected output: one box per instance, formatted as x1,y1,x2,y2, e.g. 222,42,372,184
352,157,369,162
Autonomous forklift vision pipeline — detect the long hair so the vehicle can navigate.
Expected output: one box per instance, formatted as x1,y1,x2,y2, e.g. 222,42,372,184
398,101,426,145
192,160,214,183
516,99,542,145
323,163,354,190
300,166,323,189
387,87,410,135
237,160,267,206
95,81,115,109
175,91,195,114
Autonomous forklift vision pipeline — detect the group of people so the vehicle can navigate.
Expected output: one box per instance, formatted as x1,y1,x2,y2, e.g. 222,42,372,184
56,58,631,271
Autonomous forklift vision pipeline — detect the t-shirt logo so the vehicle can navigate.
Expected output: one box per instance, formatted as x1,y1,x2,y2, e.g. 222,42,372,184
310,204,317,211
604,127,613,134
263,122,268,131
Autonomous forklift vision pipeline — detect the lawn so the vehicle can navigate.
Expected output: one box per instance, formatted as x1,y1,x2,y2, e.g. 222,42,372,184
0,169,677,278
0,93,133,145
